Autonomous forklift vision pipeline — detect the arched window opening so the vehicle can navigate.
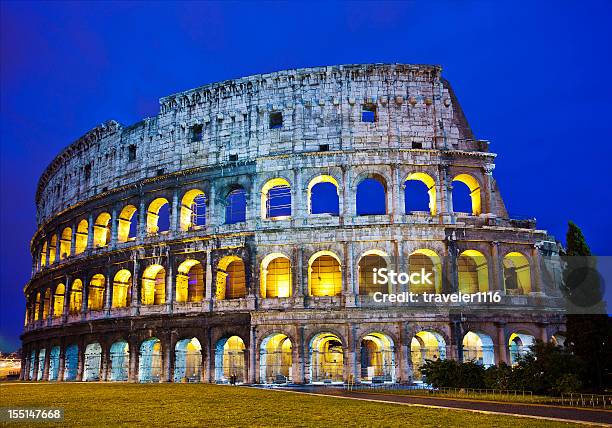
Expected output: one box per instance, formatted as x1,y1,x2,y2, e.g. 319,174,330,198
458,250,489,293
216,256,246,300
93,213,111,247
409,249,442,294
53,284,65,317
215,336,246,383
139,338,162,383
225,187,247,224
174,338,202,383
87,274,106,311
462,331,495,367
405,173,436,215
356,177,386,215
28,350,35,380
360,333,395,383
48,235,57,264
358,251,388,295
48,346,60,381
180,189,207,231
112,269,132,308
411,331,446,381
69,279,83,314
310,333,344,383
503,252,531,295
176,260,204,303
452,174,481,215
39,241,48,268
36,349,46,381
261,178,291,219
34,291,42,321
109,341,129,382
42,289,51,319
63,344,79,381
509,332,535,365
308,175,339,216
309,252,342,297
260,334,292,384
147,198,170,234
60,227,72,259
84,342,102,381
260,254,292,298
75,219,88,255
117,205,138,243
141,265,165,305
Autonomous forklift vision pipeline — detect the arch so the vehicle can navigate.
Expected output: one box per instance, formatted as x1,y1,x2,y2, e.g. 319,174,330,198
83,342,102,381
261,178,291,219
174,338,202,382
509,332,535,365
48,346,60,381
63,344,79,381
176,259,204,303
503,252,531,294
109,341,129,381
358,250,389,295
260,333,292,384
139,338,163,382
216,256,246,300
308,251,342,297
215,336,246,383
356,176,387,215
310,332,344,383
458,250,489,293
39,241,48,268
308,175,339,216
53,284,65,317
28,350,36,380
462,331,495,367
410,331,447,381
141,264,166,305
225,186,247,224
36,348,46,381
260,253,292,298
452,174,481,215
112,269,132,308
360,332,395,383
117,204,138,243
87,274,106,311
180,189,207,231
93,212,111,247
409,249,442,294
146,198,170,234
33,291,41,321
69,279,83,314
42,288,51,318
75,219,88,255
551,333,566,347
48,234,57,264
60,227,72,259
405,172,436,215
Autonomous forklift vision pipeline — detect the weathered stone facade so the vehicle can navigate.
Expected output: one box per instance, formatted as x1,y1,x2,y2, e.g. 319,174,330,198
22,64,565,385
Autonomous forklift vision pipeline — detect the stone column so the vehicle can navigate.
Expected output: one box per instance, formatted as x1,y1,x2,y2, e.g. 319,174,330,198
32,348,40,381
344,242,356,307
390,163,400,222
345,325,357,384
19,352,27,381
439,164,453,222
496,322,508,365
538,323,549,342
483,164,495,215
100,345,109,381
138,197,146,239
70,222,76,257
45,238,51,267
54,230,61,264
531,245,543,293
110,207,118,249
63,276,71,320
341,166,353,221
128,338,139,383
249,326,256,383
398,323,410,383
86,213,94,251
208,182,216,228
166,253,174,313
293,167,304,225
163,337,173,382
81,273,89,316
204,249,213,312
490,241,504,292
171,188,179,233
131,257,141,315
57,346,66,382
443,241,459,294
104,267,113,315
76,344,85,381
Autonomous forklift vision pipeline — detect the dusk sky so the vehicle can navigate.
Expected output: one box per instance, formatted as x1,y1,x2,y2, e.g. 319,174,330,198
1,1,611,352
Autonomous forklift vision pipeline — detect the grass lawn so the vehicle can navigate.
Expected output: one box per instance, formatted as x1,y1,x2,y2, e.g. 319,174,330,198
0,383,581,427
361,388,557,404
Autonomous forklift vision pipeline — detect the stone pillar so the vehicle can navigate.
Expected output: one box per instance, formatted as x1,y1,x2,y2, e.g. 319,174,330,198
344,242,356,307
54,230,61,264
76,344,85,381
63,276,71,320
293,167,304,224
32,348,40,381
86,213,94,251
208,182,216,228
171,188,179,233
163,338,173,382
19,352,27,381
166,253,174,313
346,325,358,383
81,273,89,315
70,222,76,257
131,257,141,315
294,247,304,298
490,241,504,292
538,322,549,342
249,326,256,383
128,338,139,383
110,207,118,249
390,163,400,221
443,241,459,294
483,164,495,215
297,325,307,384
341,166,353,221
104,267,113,315
496,322,508,365
100,345,109,381
531,245,543,293
57,346,66,382
44,238,51,267
398,323,410,383
439,164,453,222
204,249,213,311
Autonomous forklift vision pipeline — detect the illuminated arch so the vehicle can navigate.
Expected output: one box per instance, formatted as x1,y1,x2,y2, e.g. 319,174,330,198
409,249,442,294
411,331,447,381
261,178,291,219
308,175,339,215
112,269,132,308
87,274,106,311
308,251,342,297
225,186,247,224
109,341,129,381
36,348,46,381
146,198,170,234
53,284,65,317
139,338,162,382
60,227,72,260
360,332,395,383
260,253,292,298
458,250,489,293
63,344,78,381
215,336,246,383
174,338,202,382
260,333,293,384
39,241,48,268
356,176,387,215
462,331,494,367
93,212,111,247
216,256,246,300
503,252,531,294
180,189,207,231
117,205,138,243
75,219,88,255
509,332,535,365
310,333,344,383
405,172,436,215
69,279,83,314
357,250,389,295
452,174,481,215
42,288,51,318
141,264,166,305
83,342,102,381
176,259,204,303
48,234,57,264
48,346,60,381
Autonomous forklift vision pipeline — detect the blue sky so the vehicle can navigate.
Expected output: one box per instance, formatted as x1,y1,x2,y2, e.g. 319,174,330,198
1,1,611,351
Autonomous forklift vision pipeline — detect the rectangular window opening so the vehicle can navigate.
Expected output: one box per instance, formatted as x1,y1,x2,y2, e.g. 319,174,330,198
319,144,329,152
269,111,283,129
412,141,423,149
362,103,377,123
229,154,238,162
128,144,137,161
191,124,203,142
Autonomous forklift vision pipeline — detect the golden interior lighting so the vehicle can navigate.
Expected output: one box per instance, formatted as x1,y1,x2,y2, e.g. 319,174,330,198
53,284,65,317
69,279,83,314
75,219,88,254
309,251,342,297
176,259,204,303
60,227,72,259
141,264,165,305
216,256,246,300
48,234,57,264
452,174,482,215
146,198,169,234
117,205,137,243
409,249,442,294
87,274,106,310
405,172,437,215
410,331,445,380
112,269,132,308
260,333,292,383
180,189,206,231
358,250,388,295
458,250,489,293
93,212,111,247
311,333,344,383
260,253,292,298
503,252,531,294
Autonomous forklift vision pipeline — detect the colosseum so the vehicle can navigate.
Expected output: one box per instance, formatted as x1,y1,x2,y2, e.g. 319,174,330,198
21,63,566,385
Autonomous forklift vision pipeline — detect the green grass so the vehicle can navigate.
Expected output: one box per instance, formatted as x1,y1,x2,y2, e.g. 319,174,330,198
358,388,556,404
0,383,581,427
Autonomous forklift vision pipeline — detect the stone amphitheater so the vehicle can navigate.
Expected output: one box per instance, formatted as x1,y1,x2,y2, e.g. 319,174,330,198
21,63,566,385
